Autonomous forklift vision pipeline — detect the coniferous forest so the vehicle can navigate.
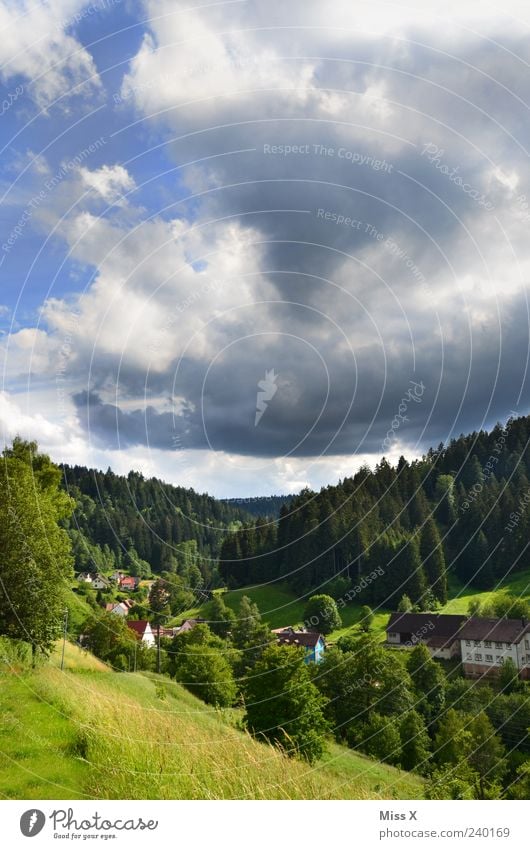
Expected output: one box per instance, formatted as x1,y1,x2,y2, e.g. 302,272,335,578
218,414,530,602
61,414,530,610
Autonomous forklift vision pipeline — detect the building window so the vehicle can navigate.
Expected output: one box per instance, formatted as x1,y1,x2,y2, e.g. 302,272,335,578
484,640,492,648
485,654,493,663
474,640,481,646
465,653,472,660
496,656,503,664
475,653,483,661
525,639,529,650
504,643,511,650
465,640,471,647
495,642,502,649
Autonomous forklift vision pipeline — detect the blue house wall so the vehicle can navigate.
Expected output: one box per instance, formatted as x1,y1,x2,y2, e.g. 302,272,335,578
305,637,325,664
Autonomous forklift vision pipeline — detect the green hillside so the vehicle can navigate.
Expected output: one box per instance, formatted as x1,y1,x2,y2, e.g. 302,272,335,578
0,643,422,801
186,563,530,646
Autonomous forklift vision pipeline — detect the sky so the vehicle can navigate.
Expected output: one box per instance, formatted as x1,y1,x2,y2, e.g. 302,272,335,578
1,0,530,497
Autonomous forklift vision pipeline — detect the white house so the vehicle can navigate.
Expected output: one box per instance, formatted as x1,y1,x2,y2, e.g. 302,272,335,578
127,620,156,647
105,600,133,618
91,574,111,590
386,612,530,679
77,571,93,584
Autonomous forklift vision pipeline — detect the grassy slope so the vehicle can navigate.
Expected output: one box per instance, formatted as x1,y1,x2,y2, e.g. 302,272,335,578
0,642,422,801
442,568,530,615
65,586,95,633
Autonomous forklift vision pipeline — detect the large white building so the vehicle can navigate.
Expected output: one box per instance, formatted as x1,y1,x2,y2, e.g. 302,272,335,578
386,612,530,679
458,618,530,679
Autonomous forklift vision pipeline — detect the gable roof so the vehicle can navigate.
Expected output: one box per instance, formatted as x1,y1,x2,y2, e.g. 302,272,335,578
277,630,324,648
459,617,530,644
127,620,152,636
92,573,110,583
177,618,207,632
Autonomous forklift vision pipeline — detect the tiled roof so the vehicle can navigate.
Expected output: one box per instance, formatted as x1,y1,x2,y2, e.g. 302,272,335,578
387,612,465,640
127,620,150,636
387,612,530,647
459,618,530,643
277,630,323,648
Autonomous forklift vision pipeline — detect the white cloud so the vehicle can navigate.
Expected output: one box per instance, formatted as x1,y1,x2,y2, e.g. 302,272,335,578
0,327,59,379
38,211,273,374
79,165,136,205
0,0,101,108
120,0,317,117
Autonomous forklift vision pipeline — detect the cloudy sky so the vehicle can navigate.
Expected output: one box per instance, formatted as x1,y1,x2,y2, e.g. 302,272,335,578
1,0,530,496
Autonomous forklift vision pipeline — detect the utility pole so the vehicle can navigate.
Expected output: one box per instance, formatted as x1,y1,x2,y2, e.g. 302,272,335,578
60,608,68,671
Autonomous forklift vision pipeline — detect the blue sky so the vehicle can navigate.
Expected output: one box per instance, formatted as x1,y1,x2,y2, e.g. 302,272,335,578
1,0,530,496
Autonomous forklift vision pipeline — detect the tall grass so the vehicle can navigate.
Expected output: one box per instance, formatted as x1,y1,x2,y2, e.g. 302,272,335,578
34,666,422,800
0,640,422,800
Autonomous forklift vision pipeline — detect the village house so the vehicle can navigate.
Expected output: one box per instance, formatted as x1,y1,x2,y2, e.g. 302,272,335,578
157,625,180,638
91,574,111,590
110,570,125,583
386,612,530,679
275,627,326,663
175,618,208,634
77,571,110,589
77,571,93,583
119,575,139,591
386,612,464,659
104,599,134,618
127,620,156,647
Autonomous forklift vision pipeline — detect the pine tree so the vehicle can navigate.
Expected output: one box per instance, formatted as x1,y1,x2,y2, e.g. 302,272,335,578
420,519,447,603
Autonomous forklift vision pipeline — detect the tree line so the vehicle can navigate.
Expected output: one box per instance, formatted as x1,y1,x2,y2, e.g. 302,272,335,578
60,463,253,586
219,414,530,601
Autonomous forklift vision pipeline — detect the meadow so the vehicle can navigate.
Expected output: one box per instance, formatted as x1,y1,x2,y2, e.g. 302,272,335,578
0,642,423,801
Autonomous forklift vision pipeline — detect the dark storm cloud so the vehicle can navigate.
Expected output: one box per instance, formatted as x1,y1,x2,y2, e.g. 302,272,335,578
72,285,530,458
68,15,530,462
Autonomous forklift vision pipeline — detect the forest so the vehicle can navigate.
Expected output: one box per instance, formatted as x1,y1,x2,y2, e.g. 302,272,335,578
219,415,530,603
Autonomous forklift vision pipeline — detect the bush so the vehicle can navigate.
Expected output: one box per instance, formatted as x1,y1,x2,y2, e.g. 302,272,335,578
348,713,401,765
303,594,342,634
0,636,33,670
173,645,237,707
